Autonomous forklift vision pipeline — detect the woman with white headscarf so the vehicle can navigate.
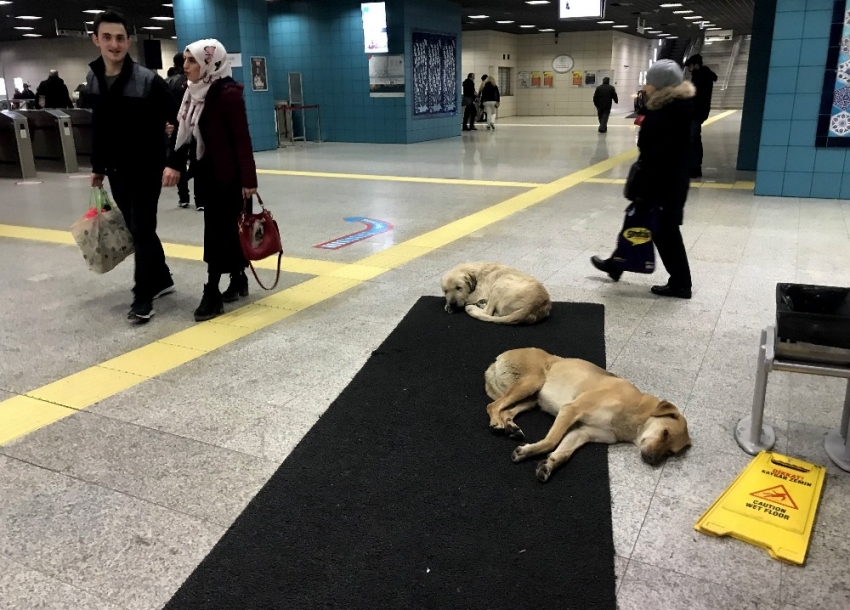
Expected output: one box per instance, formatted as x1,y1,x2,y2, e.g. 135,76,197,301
166,38,258,322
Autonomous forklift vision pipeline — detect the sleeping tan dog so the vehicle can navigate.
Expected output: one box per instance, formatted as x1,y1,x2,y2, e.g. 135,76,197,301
484,348,691,482
441,262,551,325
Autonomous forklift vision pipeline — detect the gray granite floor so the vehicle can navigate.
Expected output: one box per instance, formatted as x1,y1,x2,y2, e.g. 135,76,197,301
2,112,849,609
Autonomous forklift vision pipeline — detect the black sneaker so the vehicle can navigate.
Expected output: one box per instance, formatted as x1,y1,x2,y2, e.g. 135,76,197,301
196,206,205,212
194,284,224,322
222,272,249,303
591,256,623,282
152,278,175,300
128,299,154,323
178,200,190,209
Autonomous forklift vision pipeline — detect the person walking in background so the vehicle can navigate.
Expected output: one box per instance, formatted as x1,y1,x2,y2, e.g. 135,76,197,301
86,9,176,322
480,75,500,131
591,59,695,299
167,39,258,322
684,54,717,179
165,53,199,210
593,76,618,133
36,70,73,109
462,72,477,131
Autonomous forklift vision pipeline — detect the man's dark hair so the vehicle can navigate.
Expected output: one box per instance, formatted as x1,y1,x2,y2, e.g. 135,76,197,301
467,72,474,79
93,9,130,36
481,74,488,81
602,77,610,84
173,53,185,68
684,54,703,67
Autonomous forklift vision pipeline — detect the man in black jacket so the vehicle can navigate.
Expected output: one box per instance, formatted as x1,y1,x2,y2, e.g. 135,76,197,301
165,53,196,209
35,70,73,109
85,10,178,323
684,54,717,178
461,73,477,131
593,77,618,133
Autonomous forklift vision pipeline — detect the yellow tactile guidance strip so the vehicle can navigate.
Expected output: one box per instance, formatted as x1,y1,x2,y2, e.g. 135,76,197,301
0,111,737,445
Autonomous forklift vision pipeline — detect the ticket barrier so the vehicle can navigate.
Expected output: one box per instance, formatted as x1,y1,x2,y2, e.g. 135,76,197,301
0,110,37,180
21,109,79,173
65,108,93,164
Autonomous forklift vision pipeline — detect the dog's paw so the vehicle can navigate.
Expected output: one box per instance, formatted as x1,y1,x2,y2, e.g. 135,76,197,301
535,460,552,483
505,422,524,440
511,445,529,463
489,423,505,434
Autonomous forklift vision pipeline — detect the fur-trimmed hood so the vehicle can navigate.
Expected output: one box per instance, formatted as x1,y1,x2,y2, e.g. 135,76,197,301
645,81,696,111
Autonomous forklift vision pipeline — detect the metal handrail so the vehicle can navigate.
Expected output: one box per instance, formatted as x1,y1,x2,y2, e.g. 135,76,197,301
721,35,743,91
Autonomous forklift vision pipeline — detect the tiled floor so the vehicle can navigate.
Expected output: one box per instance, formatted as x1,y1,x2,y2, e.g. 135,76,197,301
2,112,850,609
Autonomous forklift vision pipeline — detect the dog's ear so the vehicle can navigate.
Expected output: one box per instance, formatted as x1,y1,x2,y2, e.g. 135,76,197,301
463,272,477,292
653,400,681,419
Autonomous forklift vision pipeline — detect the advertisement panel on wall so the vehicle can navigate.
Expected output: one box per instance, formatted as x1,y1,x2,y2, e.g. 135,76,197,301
412,31,458,116
369,55,405,97
817,0,850,147
361,3,389,53
559,0,605,20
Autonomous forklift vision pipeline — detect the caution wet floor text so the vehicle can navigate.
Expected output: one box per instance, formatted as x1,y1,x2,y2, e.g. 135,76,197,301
694,451,826,565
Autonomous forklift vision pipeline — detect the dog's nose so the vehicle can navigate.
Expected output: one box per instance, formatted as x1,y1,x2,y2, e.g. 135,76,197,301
641,451,659,466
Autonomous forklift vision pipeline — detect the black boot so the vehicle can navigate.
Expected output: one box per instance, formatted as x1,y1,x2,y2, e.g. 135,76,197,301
194,284,224,322
222,271,249,303
591,256,622,282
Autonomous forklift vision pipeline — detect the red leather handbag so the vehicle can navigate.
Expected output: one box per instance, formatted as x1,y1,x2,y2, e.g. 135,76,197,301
238,193,283,290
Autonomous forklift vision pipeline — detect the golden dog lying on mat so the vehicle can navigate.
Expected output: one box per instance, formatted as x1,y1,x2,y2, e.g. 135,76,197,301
441,262,551,325
485,348,691,482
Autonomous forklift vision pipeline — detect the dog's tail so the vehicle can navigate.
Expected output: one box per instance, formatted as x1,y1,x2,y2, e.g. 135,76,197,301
465,302,551,325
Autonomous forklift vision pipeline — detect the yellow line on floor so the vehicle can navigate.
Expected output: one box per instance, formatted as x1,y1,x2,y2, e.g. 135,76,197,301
0,111,737,446
257,169,544,188
0,224,342,277
584,178,755,190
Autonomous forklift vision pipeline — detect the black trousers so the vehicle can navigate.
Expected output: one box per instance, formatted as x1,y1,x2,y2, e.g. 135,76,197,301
654,212,692,289
194,159,249,276
462,100,477,128
597,108,611,132
691,120,704,174
108,170,172,300
177,171,190,203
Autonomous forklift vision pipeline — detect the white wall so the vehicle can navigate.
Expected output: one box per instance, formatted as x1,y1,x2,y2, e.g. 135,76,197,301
611,32,656,110
0,37,177,98
461,29,656,117
461,31,519,118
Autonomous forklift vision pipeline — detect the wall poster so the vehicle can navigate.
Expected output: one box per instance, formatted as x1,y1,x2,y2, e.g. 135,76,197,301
584,71,597,87
369,54,405,97
543,71,555,87
572,71,584,87
531,71,543,87
518,71,531,88
412,31,457,116
816,0,850,146
251,56,268,92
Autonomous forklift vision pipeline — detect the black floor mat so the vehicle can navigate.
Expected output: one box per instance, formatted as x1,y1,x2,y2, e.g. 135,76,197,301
164,297,616,610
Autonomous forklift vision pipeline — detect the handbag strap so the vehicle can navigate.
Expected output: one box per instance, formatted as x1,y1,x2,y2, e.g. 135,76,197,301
242,193,265,215
247,251,282,291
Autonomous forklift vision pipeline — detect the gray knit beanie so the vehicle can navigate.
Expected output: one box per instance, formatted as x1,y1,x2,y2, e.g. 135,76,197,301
646,59,683,90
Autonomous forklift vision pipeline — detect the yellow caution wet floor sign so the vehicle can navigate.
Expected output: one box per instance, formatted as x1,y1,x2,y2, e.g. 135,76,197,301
694,451,826,565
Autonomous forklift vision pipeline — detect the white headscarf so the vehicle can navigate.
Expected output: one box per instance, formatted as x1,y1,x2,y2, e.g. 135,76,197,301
174,38,232,160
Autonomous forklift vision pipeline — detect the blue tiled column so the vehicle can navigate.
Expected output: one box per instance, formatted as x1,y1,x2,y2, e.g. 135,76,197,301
755,0,847,198
268,0,462,144
173,0,277,151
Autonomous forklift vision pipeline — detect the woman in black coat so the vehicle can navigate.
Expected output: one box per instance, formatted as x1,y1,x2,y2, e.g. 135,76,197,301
592,59,695,299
